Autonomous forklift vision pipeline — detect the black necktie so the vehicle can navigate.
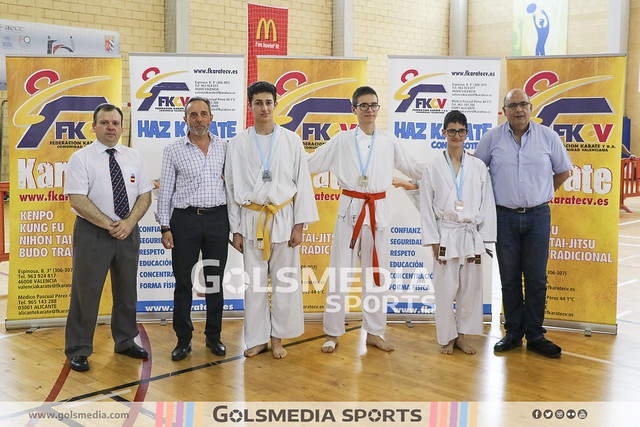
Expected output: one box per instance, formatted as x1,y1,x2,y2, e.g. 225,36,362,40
107,148,130,219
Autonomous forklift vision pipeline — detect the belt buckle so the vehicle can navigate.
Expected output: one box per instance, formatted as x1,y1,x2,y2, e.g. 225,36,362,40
516,207,527,214
196,208,205,215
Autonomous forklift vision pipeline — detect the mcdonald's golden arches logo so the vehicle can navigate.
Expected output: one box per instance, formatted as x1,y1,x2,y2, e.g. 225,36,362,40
256,18,277,41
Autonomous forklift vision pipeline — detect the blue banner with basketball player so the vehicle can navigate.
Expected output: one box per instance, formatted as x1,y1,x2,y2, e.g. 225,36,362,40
387,56,501,318
129,53,246,316
507,55,624,330
6,56,121,325
512,0,568,56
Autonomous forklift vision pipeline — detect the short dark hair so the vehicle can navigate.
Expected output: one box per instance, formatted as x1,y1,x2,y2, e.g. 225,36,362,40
248,81,277,103
443,110,467,129
352,86,378,106
93,103,123,125
184,96,211,116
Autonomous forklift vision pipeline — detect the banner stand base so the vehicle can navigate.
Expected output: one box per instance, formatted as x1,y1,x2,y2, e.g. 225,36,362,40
5,312,248,330
5,315,112,330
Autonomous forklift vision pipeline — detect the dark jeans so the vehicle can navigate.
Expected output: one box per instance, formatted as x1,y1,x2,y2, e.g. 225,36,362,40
170,207,229,344
495,204,551,342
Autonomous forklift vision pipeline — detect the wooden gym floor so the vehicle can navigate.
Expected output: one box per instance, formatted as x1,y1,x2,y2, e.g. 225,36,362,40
0,197,639,421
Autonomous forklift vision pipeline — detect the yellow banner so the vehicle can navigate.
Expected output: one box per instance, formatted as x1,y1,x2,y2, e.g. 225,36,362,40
7,56,122,322
257,57,366,312
507,55,624,326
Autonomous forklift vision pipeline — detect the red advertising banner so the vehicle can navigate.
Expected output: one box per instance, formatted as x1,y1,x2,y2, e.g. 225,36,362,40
247,3,288,127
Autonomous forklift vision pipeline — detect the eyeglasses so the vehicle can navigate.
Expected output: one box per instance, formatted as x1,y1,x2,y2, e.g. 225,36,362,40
354,103,381,111
505,101,531,109
445,128,468,137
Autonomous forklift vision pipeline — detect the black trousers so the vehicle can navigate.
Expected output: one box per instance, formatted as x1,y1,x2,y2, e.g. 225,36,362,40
170,207,229,343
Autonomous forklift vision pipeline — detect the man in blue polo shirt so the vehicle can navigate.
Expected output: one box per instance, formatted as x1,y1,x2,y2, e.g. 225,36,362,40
475,88,572,358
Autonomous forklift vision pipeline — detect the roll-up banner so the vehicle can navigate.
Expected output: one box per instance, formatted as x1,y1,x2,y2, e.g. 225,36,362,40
387,56,501,318
129,53,245,317
257,56,366,315
6,56,121,328
507,55,624,332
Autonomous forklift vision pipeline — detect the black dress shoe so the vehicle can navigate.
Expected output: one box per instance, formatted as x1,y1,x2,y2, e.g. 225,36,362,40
493,335,523,352
69,356,90,372
116,343,149,359
171,341,192,361
206,339,226,356
527,337,561,358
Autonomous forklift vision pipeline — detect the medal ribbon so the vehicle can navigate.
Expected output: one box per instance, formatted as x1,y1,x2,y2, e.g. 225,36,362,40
354,127,376,182
253,124,277,175
445,149,465,202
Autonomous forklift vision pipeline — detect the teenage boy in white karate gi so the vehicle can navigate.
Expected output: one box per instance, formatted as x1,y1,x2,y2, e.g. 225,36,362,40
308,86,423,353
226,81,318,359
420,110,496,354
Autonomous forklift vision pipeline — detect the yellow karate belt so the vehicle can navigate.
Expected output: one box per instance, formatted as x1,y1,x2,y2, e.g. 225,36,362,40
242,197,294,260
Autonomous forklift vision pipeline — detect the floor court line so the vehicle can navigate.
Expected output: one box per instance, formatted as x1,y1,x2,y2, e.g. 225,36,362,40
44,362,70,403
62,326,362,403
108,395,158,425
123,323,153,425
67,389,133,406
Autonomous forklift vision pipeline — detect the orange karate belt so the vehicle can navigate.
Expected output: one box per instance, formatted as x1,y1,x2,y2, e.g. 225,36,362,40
341,189,386,286
242,197,294,261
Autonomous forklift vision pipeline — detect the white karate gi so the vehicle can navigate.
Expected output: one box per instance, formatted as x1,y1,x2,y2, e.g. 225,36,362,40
308,128,423,337
420,152,496,345
226,125,319,349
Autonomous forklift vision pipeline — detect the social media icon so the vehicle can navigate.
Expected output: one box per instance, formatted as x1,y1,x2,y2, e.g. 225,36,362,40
555,409,565,419
544,409,553,419
578,409,587,419
532,409,542,419
567,409,576,419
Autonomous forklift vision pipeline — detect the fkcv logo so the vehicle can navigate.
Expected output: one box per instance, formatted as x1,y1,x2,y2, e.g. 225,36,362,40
256,18,277,41
136,67,190,112
525,71,616,143
13,69,109,149
273,71,356,138
394,69,447,113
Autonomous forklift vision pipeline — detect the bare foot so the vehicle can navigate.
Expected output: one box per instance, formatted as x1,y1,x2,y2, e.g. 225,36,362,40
440,339,455,354
244,343,268,357
454,334,476,354
271,337,287,359
366,333,394,352
321,336,338,353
